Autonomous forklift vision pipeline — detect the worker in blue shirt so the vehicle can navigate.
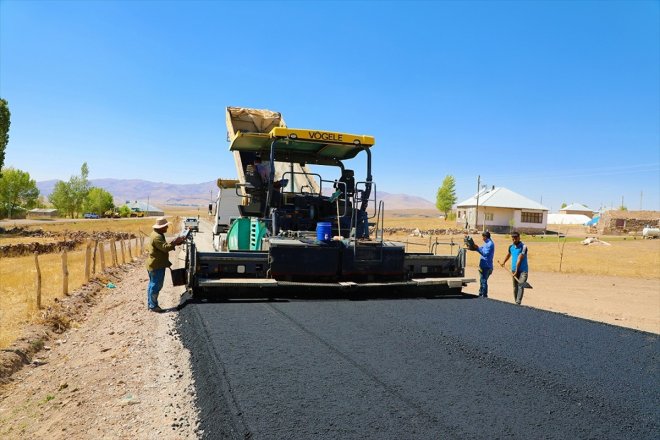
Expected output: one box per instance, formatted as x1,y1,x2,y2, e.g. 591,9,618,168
501,231,529,305
467,231,495,298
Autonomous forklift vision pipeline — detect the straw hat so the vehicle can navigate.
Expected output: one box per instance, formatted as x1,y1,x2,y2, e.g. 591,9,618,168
152,217,170,229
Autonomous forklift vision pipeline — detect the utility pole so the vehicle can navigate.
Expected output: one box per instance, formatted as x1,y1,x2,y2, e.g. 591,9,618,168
475,175,480,231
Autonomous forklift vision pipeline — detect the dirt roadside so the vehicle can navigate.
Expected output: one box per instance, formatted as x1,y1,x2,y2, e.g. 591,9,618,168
0,256,200,439
464,266,660,334
0,257,657,439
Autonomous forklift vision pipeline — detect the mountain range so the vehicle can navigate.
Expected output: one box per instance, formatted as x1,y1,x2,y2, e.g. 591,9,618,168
36,179,436,210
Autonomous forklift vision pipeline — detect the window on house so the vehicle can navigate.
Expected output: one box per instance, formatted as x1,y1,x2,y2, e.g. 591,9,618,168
521,211,543,223
484,213,493,221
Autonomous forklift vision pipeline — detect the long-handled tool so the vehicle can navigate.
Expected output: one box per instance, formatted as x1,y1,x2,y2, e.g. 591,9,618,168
497,260,533,289
329,190,343,239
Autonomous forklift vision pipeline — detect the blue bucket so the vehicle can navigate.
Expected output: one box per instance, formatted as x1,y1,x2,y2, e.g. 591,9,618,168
316,222,332,242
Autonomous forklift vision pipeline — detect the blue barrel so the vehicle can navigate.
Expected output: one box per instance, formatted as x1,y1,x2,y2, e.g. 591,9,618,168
316,222,332,242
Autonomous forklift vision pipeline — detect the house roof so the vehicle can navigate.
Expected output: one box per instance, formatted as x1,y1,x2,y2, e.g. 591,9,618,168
561,203,592,212
456,187,548,211
28,208,58,213
124,201,163,212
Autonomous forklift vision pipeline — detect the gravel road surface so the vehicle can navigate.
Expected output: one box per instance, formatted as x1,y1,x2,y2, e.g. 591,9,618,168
177,222,659,439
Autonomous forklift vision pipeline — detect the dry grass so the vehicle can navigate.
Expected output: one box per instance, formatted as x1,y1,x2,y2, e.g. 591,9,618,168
0,238,145,348
0,217,183,246
0,236,62,246
1,214,182,348
386,231,660,279
21,218,160,236
164,206,212,218
383,211,659,279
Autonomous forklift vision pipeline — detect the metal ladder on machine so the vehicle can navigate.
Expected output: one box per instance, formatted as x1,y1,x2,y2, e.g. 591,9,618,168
349,182,385,265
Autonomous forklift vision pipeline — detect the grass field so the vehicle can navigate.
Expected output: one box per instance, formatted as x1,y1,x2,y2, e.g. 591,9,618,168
391,232,659,279
0,213,190,348
0,235,147,347
381,211,659,278
0,216,184,246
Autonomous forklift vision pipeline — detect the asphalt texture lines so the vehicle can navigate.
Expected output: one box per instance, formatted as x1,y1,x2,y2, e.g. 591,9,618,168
177,296,659,439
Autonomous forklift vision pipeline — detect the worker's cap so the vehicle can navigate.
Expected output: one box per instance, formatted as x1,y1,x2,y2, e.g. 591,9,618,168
152,217,170,230
482,231,491,238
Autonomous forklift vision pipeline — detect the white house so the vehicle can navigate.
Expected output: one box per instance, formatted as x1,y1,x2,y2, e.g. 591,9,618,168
124,201,164,217
559,202,594,218
456,186,548,233
26,208,59,219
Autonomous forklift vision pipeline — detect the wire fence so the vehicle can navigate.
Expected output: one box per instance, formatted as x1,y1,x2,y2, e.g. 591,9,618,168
0,236,149,348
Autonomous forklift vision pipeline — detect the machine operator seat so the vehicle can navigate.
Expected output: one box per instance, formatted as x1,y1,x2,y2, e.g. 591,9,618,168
335,169,355,198
241,165,266,216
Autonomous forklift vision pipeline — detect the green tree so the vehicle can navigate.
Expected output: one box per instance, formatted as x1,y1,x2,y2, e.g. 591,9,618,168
49,162,92,218
618,205,628,211
83,187,114,215
0,98,10,175
49,180,76,218
0,168,39,218
560,202,567,209
69,162,90,217
118,204,132,217
435,175,457,218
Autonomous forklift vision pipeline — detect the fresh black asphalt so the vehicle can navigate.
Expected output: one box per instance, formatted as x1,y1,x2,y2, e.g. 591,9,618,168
177,294,659,439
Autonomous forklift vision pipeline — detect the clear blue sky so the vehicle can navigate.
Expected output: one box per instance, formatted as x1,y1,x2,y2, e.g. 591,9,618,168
1,0,658,212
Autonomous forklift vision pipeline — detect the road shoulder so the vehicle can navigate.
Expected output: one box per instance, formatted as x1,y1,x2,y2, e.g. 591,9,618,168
0,258,199,439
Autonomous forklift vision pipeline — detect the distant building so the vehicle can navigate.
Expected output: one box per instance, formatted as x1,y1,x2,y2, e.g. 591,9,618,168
123,201,164,217
547,213,592,225
560,203,594,218
456,186,548,233
26,208,59,219
597,210,660,235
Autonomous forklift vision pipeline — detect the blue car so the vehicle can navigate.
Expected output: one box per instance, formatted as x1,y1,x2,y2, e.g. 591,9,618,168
83,213,100,219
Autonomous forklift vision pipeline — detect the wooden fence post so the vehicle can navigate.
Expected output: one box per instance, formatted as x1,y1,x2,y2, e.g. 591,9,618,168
120,240,126,265
127,237,133,261
92,240,99,275
84,239,92,282
99,240,106,272
30,252,42,314
62,249,69,295
110,240,117,267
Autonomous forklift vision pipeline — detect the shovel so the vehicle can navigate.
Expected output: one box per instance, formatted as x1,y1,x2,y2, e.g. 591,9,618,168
497,260,533,289
329,190,343,238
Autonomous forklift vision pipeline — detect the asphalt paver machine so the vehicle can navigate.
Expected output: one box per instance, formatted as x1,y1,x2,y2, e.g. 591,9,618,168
185,107,473,298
